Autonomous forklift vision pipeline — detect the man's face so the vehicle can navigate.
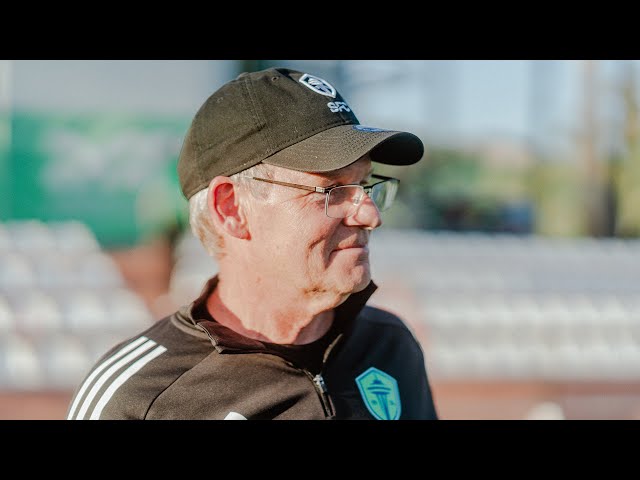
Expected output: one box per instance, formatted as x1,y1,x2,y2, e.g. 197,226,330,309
245,157,382,299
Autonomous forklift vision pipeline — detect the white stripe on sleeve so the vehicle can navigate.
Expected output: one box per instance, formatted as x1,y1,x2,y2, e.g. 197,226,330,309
74,339,157,420
67,336,149,420
90,345,167,420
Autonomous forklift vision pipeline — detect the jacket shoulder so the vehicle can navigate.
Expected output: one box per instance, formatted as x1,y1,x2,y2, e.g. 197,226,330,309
358,305,415,332
66,315,214,420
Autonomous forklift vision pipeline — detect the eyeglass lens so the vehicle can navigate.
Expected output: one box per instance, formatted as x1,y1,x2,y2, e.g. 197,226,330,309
326,181,397,219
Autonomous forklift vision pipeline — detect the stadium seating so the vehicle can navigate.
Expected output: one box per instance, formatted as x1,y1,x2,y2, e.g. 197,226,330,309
370,230,640,381
4,220,639,389
0,220,154,391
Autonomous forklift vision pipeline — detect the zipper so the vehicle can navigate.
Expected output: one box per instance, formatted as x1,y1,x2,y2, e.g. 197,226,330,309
305,332,345,419
306,371,335,418
196,316,345,419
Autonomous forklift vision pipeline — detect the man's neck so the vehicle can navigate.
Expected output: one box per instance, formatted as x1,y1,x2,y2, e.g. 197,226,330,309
206,272,346,345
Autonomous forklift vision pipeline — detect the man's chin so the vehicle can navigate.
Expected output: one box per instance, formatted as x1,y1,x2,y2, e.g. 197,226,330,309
350,279,370,294
339,267,371,294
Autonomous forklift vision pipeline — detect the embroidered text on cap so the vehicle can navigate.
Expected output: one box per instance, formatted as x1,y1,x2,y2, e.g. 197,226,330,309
299,73,337,98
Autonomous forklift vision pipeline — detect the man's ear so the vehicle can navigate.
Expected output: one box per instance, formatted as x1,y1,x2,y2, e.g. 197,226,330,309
207,176,250,240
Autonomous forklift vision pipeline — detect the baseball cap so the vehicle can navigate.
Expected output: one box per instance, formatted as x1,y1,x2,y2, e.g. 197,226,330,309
177,67,425,199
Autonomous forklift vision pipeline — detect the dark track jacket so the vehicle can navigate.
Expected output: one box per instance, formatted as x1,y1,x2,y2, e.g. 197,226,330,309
67,276,438,420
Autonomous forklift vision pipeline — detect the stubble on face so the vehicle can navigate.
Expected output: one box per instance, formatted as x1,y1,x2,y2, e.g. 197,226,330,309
300,228,373,300
251,158,377,302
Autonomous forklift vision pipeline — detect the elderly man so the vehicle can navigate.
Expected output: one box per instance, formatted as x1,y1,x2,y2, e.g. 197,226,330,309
67,67,439,420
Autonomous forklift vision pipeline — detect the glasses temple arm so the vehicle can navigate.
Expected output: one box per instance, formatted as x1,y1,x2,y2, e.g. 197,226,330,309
251,177,320,192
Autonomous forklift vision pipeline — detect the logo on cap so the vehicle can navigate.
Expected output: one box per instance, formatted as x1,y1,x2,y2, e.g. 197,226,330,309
299,74,337,98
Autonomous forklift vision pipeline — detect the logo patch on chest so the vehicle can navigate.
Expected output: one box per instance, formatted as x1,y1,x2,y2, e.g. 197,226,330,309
355,367,401,420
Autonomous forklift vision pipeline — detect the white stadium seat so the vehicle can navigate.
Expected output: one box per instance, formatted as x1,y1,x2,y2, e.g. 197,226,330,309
0,334,43,390
0,296,14,332
36,334,92,389
13,289,63,332
0,252,36,288
49,221,100,253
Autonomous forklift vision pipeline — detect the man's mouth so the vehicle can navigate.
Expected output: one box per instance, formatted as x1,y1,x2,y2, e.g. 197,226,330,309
332,243,369,252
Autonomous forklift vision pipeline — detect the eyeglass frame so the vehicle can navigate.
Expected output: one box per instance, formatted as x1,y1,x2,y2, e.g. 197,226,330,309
243,173,400,219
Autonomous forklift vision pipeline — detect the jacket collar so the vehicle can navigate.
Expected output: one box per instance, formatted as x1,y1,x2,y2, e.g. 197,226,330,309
173,274,377,354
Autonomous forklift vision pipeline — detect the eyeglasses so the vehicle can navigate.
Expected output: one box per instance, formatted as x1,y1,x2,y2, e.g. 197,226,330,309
246,173,400,219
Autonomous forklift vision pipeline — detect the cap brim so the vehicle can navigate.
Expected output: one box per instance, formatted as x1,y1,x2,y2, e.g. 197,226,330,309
262,125,424,173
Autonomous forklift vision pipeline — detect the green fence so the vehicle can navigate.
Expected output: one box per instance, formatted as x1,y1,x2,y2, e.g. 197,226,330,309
3,112,190,248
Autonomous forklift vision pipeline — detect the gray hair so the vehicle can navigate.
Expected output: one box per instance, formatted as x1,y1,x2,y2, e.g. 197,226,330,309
188,163,277,259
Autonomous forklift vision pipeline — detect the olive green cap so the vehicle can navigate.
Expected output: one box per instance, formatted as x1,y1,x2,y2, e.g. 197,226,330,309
178,67,424,199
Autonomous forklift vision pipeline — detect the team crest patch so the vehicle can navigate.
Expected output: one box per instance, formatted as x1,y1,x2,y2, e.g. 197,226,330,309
355,367,401,420
299,73,337,98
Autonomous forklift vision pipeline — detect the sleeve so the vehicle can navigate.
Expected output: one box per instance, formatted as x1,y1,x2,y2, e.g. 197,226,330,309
408,335,439,419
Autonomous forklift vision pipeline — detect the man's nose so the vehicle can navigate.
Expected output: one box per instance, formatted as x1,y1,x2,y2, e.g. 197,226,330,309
343,194,382,230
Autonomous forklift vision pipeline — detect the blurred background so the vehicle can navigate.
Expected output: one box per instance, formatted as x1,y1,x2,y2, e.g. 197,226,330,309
1,60,640,420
